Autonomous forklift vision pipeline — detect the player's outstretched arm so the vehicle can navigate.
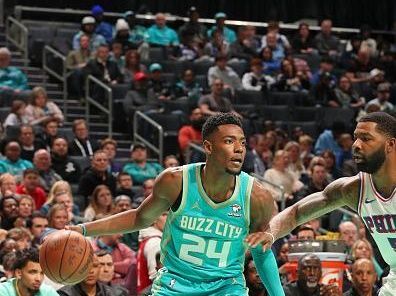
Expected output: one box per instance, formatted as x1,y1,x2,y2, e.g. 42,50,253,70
67,168,182,237
246,176,359,250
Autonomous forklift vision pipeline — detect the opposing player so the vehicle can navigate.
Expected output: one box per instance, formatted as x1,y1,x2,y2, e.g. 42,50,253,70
246,112,396,296
68,113,284,296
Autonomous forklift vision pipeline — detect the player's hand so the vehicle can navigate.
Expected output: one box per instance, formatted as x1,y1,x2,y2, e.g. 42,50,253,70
65,225,83,235
320,284,341,296
245,231,274,251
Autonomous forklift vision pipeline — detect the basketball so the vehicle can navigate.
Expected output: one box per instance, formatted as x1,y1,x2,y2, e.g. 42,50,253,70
39,229,93,284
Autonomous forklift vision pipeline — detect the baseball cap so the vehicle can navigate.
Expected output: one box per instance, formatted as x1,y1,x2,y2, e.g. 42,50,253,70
115,19,130,32
377,82,391,92
370,68,384,78
214,12,227,19
134,71,147,81
91,5,104,16
149,63,163,72
130,142,146,151
82,16,96,25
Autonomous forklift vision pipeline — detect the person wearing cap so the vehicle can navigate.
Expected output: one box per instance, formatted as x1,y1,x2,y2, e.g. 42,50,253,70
178,6,207,46
72,16,106,51
366,82,394,113
91,5,113,44
147,63,172,100
122,143,163,186
113,19,132,51
122,11,150,60
207,12,237,44
207,53,242,92
147,13,179,47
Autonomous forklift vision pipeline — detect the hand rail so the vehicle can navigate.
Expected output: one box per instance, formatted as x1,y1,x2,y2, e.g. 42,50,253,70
42,45,68,114
185,142,205,163
85,75,113,137
5,16,28,65
251,173,286,211
0,0,4,25
133,111,163,162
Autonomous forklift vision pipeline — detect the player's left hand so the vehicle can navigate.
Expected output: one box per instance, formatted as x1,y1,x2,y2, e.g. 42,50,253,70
245,231,274,251
320,283,341,296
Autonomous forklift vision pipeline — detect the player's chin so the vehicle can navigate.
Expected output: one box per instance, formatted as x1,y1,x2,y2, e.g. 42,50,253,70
225,167,242,176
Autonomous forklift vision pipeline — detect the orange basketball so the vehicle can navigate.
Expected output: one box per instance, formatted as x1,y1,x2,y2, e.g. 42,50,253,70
39,229,93,284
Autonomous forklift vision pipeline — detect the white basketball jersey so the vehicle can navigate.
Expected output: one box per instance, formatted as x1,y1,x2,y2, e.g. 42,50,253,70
358,172,396,267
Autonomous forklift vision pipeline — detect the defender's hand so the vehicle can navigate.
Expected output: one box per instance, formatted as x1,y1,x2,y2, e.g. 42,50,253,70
245,231,275,251
65,225,83,235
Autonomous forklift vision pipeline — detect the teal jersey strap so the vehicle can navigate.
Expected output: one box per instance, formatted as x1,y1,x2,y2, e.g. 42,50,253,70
250,247,285,296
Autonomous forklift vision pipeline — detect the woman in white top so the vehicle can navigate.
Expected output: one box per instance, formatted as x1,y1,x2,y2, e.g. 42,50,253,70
25,86,64,126
84,185,113,221
3,100,29,128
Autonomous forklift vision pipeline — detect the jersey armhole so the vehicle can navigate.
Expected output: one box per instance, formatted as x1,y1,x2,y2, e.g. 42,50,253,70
357,172,364,215
170,166,188,213
171,179,183,212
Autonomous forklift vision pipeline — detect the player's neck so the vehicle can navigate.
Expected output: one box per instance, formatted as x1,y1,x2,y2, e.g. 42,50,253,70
371,162,396,198
16,280,34,296
201,164,235,202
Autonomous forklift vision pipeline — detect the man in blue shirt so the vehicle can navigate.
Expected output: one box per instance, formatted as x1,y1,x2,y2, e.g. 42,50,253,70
207,12,237,44
147,13,179,47
91,5,113,44
0,141,34,176
72,16,106,51
123,143,163,186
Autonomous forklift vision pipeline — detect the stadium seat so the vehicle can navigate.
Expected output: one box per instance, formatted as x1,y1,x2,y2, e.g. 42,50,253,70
268,92,296,106
193,61,214,75
69,156,91,173
148,47,166,62
292,106,322,122
320,107,356,130
0,107,11,122
234,89,266,105
257,105,291,121
111,84,130,101
287,121,319,138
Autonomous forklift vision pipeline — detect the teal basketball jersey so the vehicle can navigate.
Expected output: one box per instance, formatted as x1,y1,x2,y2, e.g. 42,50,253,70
160,163,254,282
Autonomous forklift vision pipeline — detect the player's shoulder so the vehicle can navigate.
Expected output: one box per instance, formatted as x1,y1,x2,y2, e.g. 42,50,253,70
155,166,184,191
325,174,361,209
250,178,274,203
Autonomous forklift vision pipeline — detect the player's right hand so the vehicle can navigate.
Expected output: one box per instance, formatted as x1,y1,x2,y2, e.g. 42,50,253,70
65,225,83,235
245,231,274,251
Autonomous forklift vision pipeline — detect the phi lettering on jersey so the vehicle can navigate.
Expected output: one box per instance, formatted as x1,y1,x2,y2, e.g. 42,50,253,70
363,215,396,234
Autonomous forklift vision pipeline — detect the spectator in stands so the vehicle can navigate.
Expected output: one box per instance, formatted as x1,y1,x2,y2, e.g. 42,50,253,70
177,34,202,62
310,56,337,86
336,133,354,169
3,100,28,129
283,253,339,296
177,107,204,158
339,221,359,252
84,43,123,87
321,150,343,181
297,163,328,202
207,12,237,44
242,58,275,91
123,11,150,60
96,250,129,296
123,143,163,186
274,59,310,92
51,137,81,183
263,150,304,207
16,169,46,210
0,251,16,282
0,196,19,230
260,46,281,75
18,124,44,162
0,248,58,295
123,50,146,83
113,19,133,53
314,19,342,56
244,255,265,296
360,25,377,57
0,173,18,198
179,6,207,46
91,233,136,292
24,86,64,126
110,40,125,71
309,71,337,106
173,69,203,103
26,211,48,248
229,26,258,62
345,258,377,296
299,135,315,169
198,78,236,116
113,195,139,251
314,121,345,155
264,31,286,62
69,119,99,157
47,203,68,230
350,47,376,75
262,21,291,51
33,149,62,192
147,13,179,47
284,141,305,180
208,54,242,91
16,195,34,221
84,185,113,221
203,29,230,60
6,228,31,251
366,82,394,113
132,179,155,210
78,150,116,201
100,138,122,174
291,23,316,54
115,173,138,205
163,155,179,168
333,75,366,109
0,141,34,176
351,239,383,278
147,63,172,101
39,118,59,151
58,254,115,296
137,212,167,294
341,35,363,69
296,225,316,240
242,134,268,176
0,47,29,102
91,5,113,44
72,16,106,51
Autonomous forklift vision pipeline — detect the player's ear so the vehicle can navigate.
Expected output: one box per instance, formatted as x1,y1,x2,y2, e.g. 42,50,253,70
14,268,21,279
203,139,212,155
386,138,396,153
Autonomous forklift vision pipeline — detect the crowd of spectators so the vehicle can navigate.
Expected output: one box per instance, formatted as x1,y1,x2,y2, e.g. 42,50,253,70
0,3,396,296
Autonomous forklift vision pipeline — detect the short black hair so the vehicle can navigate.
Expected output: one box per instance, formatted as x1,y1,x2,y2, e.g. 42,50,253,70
359,112,396,138
13,248,39,270
26,211,48,229
0,195,18,212
202,113,243,140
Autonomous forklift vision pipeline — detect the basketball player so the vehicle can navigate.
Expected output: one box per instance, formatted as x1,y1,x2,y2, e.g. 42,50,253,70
68,113,284,296
246,112,396,296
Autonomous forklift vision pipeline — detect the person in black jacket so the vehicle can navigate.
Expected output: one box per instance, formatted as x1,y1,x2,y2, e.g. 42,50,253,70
68,119,99,157
78,150,116,207
51,137,81,183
